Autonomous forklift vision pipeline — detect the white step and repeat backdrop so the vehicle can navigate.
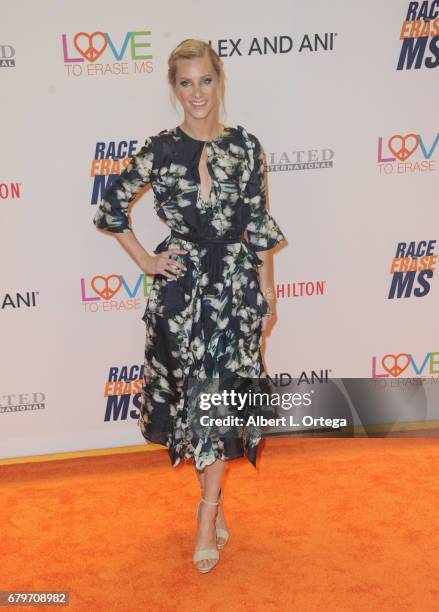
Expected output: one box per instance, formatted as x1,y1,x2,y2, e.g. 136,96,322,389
1,1,438,458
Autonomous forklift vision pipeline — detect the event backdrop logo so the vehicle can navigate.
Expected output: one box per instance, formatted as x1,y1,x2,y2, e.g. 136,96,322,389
90,140,142,204
0,181,21,199
101,365,143,422
269,370,331,385
372,351,439,378
62,32,153,77
211,33,337,56
1,291,39,310
397,2,439,70
388,240,437,299
0,44,16,67
266,147,334,172
276,280,326,300
81,273,153,312
0,392,46,414
377,131,438,174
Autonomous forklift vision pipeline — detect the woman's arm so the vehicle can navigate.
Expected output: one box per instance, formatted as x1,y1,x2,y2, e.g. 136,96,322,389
241,131,286,330
93,134,187,280
257,249,277,317
112,230,154,273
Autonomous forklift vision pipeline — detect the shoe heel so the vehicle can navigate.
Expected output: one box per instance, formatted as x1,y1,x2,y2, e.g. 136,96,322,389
216,489,230,549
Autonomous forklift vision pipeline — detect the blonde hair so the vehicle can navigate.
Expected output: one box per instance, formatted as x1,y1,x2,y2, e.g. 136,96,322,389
167,39,226,121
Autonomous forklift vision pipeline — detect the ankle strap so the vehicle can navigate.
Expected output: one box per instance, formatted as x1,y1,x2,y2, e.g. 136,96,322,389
201,496,219,506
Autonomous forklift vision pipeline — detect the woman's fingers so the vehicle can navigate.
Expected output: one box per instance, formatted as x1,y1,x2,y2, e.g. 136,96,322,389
168,248,188,255
161,267,177,280
157,250,188,280
167,249,188,272
169,259,188,272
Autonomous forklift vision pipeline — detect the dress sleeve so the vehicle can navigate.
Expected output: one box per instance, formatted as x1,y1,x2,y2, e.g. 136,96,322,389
93,135,157,233
243,133,287,252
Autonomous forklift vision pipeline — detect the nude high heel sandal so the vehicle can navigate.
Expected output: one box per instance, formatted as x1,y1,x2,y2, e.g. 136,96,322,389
216,489,229,550
193,497,220,573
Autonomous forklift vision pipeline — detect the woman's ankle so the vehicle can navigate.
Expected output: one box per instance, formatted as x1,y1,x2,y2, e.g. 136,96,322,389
199,501,218,520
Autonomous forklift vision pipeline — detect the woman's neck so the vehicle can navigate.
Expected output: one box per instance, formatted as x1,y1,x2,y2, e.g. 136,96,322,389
180,120,224,142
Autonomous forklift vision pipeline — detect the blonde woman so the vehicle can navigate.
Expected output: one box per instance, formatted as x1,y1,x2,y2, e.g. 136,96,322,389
93,38,287,573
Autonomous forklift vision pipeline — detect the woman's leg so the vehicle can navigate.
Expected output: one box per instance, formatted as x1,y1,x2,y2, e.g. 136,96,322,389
194,461,229,546
195,465,205,495
193,458,226,571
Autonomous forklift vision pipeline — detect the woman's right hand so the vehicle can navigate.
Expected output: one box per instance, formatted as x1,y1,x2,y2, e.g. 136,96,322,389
142,248,188,281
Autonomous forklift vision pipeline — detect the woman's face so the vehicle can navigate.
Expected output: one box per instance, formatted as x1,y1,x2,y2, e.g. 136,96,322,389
173,56,220,122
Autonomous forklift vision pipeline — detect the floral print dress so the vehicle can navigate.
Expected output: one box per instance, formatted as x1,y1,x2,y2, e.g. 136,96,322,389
93,124,287,470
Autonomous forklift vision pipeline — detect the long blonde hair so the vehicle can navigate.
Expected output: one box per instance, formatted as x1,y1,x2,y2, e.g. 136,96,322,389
167,39,227,121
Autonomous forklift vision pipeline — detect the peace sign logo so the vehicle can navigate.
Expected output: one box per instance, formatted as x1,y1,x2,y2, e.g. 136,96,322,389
382,353,411,377
73,32,108,63
388,134,419,161
91,275,122,300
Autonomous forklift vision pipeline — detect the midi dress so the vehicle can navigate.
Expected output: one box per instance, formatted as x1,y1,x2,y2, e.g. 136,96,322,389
93,124,287,470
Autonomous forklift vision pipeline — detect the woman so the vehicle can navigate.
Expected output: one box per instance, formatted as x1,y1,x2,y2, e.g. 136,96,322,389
93,39,287,573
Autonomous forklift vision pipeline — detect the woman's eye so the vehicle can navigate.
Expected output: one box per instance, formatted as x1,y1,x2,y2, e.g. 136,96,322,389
179,78,211,87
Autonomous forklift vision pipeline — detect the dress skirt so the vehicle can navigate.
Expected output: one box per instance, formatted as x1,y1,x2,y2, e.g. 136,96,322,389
137,213,273,471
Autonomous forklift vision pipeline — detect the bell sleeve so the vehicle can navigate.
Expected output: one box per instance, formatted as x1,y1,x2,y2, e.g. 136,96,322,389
93,135,157,233
244,133,287,252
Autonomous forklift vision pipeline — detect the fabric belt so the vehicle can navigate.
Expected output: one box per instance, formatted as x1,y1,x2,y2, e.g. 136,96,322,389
170,229,243,246
170,229,244,291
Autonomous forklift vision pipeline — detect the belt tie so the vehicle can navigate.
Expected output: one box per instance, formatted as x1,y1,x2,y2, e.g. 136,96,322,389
170,229,243,292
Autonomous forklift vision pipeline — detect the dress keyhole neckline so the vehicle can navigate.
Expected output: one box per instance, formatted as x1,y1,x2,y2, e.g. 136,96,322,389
198,143,213,203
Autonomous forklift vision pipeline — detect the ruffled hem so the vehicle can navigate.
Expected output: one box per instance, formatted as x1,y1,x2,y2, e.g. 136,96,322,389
137,418,259,470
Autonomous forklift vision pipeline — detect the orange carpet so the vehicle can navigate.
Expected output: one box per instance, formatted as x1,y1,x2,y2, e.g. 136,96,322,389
1,437,439,611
